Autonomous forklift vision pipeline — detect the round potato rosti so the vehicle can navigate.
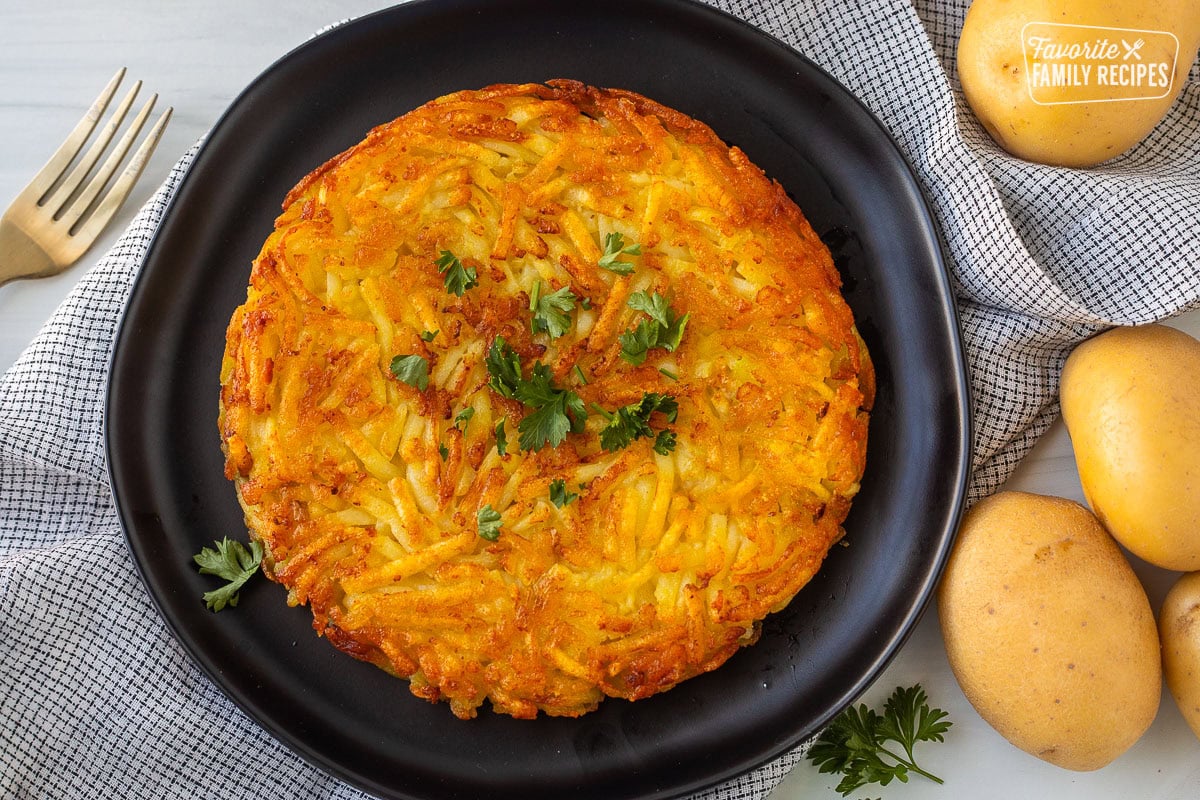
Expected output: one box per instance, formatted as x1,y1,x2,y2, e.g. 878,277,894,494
219,80,873,719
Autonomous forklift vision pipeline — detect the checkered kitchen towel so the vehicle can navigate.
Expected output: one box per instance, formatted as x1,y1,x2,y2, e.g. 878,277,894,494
2,1,1197,798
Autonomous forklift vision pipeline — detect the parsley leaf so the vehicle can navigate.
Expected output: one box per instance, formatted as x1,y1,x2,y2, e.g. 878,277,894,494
646,392,680,423
627,290,671,327
519,400,573,452
619,292,689,366
477,505,503,541
513,363,588,450
806,684,951,796
549,478,579,508
494,417,508,456
454,407,475,430
485,339,587,451
193,537,263,612
597,231,642,275
879,685,953,763
617,322,659,367
390,354,430,391
438,442,449,461
435,249,478,296
420,329,439,342
530,280,577,338
657,312,688,352
599,392,678,452
513,362,562,407
485,337,524,399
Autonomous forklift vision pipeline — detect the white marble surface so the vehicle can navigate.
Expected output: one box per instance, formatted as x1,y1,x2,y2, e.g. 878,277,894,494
1,2,1198,799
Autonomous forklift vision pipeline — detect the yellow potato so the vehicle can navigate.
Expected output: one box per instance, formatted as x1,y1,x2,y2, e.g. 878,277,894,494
1060,324,1200,570
957,0,1200,166
938,491,1160,770
1161,572,1200,740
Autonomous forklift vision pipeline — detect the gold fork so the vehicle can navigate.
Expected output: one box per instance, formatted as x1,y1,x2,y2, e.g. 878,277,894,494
0,68,172,286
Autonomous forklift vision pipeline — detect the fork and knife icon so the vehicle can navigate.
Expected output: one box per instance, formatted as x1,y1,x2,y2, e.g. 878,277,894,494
1122,38,1146,60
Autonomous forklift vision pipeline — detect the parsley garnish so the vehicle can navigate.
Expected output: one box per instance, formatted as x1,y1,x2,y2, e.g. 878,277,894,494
658,367,679,382
390,354,430,391
529,280,577,338
420,329,439,342
485,336,524,399
514,363,587,451
435,249,478,296
620,292,689,366
807,685,951,796
494,417,508,456
454,407,475,430
193,537,263,612
573,364,589,385
549,478,579,508
598,392,678,453
477,505,503,541
627,290,671,326
484,338,587,451
597,232,641,275
438,442,449,461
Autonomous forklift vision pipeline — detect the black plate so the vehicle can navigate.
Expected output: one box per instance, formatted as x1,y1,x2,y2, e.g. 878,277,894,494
106,1,970,798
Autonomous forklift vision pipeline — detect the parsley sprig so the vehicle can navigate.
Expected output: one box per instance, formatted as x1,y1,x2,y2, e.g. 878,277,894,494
485,336,524,399
436,249,478,296
807,685,951,796
477,505,503,541
529,280,577,338
549,478,579,508
596,392,678,454
597,232,641,275
484,335,684,455
494,417,509,456
485,337,587,451
620,291,689,366
515,364,588,451
454,407,475,431
193,537,263,612
390,354,430,391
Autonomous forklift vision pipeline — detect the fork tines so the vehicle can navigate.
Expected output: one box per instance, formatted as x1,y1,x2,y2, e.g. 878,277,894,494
34,67,172,239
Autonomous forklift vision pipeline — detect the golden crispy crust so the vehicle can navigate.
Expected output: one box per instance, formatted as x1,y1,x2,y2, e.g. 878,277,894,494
219,80,873,719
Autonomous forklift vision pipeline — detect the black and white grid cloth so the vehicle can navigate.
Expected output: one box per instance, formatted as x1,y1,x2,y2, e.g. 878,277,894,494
1,1,1197,798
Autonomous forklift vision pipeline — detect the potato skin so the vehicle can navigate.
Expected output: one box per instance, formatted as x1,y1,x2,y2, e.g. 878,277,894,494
957,0,1200,167
1061,325,1200,571
938,491,1160,770
1160,572,1200,741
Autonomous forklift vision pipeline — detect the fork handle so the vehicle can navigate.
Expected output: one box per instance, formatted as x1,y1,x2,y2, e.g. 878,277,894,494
0,216,58,288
